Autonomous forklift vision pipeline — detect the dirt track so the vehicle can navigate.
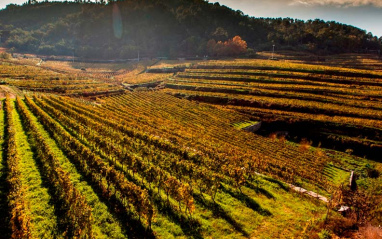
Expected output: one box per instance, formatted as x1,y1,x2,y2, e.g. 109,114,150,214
0,85,19,99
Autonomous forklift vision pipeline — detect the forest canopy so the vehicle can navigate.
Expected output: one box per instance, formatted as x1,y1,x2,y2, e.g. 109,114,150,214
0,0,381,59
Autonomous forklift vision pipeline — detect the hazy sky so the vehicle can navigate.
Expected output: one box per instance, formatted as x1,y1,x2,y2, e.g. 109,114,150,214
0,0,381,37
212,0,382,37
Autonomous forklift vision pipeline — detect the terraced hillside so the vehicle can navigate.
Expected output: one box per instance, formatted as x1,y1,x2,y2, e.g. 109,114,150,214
163,59,382,160
0,55,381,238
0,60,125,97
256,51,382,71
0,92,376,238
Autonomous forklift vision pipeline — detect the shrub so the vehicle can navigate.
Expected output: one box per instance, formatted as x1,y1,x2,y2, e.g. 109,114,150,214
0,52,11,59
366,164,380,178
318,229,331,239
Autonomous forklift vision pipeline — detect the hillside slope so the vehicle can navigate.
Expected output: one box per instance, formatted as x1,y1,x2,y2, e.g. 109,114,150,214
0,0,381,58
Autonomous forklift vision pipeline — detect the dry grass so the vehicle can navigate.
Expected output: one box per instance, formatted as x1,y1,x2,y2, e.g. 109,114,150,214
148,60,201,69
299,138,312,152
348,225,382,239
116,69,172,84
361,225,382,239
0,86,22,99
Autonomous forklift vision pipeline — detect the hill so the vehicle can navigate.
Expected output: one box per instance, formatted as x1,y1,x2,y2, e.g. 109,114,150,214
0,49,382,238
0,0,381,59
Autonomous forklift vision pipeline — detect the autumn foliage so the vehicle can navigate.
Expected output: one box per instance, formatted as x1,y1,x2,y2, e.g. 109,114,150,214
207,36,247,57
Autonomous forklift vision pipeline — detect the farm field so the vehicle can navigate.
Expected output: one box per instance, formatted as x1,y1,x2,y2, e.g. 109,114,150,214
256,51,382,71
0,60,126,97
0,94,342,238
162,59,382,161
0,55,381,238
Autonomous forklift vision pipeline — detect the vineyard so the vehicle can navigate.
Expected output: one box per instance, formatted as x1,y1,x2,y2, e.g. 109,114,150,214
0,60,125,97
256,51,382,71
0,55,381,238
163,59,382,160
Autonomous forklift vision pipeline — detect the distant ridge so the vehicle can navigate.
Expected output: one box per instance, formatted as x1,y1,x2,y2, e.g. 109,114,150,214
0,0,380,58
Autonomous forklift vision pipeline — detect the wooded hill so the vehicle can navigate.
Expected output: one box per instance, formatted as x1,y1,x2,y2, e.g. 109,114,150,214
0,0,381,59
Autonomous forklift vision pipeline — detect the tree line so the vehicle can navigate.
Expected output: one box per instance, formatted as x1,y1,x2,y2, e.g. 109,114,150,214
0,0,380,59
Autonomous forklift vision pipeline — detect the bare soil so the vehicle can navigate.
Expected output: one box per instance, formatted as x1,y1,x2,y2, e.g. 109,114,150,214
0,85,19,99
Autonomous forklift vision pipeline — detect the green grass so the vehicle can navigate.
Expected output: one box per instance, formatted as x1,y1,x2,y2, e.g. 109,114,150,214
148,173,327,238
18,99,126,239
323,163,350,186
232,120,259,129
12,100,60,238
325,149,373,174
147,175,328,238
194,177,326,238
0,101,10,237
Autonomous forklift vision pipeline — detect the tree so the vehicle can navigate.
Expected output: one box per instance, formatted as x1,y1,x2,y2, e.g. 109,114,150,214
206,39,216,56
225,35,247,55
1,0,381,57
211,27,228,42
207,35,247,57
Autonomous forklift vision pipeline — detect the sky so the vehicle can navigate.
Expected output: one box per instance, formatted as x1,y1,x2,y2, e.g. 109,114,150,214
212,0,382,37
0,0,381,37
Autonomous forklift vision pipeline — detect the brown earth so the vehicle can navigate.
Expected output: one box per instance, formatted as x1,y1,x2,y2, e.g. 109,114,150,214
0,85,19,99
343,225,382,239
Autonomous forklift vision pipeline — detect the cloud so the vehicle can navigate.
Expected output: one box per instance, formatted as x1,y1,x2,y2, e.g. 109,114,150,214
291,0,382,7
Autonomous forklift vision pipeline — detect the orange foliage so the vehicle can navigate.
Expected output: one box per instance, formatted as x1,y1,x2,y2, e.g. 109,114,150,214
207,35,247,57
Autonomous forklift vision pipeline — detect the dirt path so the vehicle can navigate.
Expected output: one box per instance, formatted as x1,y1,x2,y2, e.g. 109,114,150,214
286,183,329,202
0,85,21,99
254,172,330,203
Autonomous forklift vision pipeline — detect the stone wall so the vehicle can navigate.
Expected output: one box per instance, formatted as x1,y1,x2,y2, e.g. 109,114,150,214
243,122,262,132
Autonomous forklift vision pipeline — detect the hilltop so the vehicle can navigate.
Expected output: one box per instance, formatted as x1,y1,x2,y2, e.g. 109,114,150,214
0,0,381,59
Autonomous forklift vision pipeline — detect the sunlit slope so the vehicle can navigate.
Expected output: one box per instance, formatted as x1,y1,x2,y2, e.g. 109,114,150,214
162,59,382,160
0,92,371,238
0,61,124,97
